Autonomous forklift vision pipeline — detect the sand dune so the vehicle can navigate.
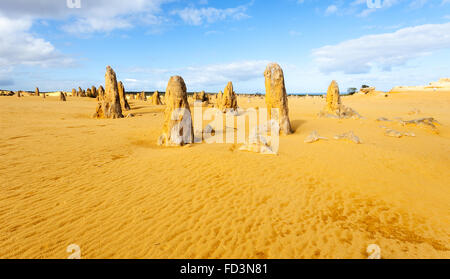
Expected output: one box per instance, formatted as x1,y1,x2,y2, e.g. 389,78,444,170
0,91,449,259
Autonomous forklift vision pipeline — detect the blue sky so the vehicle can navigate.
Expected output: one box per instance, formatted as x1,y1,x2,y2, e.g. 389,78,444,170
0,0,449,93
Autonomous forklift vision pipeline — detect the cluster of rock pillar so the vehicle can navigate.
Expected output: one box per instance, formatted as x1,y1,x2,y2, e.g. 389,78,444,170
84,63,351,147
92,66,124,119
157,62,294,146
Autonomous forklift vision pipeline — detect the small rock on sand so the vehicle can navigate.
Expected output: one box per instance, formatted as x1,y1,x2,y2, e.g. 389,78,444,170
334,131,361,144
304,131,328,143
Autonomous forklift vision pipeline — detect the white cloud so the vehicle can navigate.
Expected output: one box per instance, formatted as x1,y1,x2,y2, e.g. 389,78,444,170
0,1,251,33
61,0,168,33
312,22,450,74
0,0,169,34
0,16,73,68
171,4,250,26
325,5,338,15
123,60,269,91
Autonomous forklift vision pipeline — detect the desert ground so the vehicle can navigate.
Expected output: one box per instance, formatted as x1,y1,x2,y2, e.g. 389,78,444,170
0,90,449,259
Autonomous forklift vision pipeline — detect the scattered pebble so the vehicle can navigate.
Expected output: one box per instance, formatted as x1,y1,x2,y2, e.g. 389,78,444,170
385,129,403,138
397,117,440,134
376,117,391,122
304,131,328,143
334,131,362,144
380,126,416,138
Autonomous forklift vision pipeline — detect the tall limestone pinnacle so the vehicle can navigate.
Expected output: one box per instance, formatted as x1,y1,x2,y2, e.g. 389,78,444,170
215,91,223,109
325,80,341,114
93,66,124,119
91,86,97,98
118,81,131,111
319,80,361,119
220,82,238,111
158,76,193,146
97,85,105,101
152,90,162,105
264,63,292,135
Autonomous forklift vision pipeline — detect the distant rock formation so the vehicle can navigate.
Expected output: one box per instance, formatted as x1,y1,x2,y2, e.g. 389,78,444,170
428,78,450,88
264,63,292,135
137,91,147,101
152,90,162,105
60,92,66,101
97,85,105,101
93,66,124,119
199,90,206,101
86,88,92,98
215,91,223,109
325,80,341,114
319,80,361,119
193,92,199,101
0,90,14,96
71,88,77,97
35,87,40,97
220,82,238,111
358,86,376,94
194,90,207,102
118,81,131,111
193,90,209,106
158,76,193,146
91,86,97,98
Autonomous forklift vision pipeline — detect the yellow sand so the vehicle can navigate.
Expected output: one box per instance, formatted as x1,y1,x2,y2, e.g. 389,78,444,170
0,91,449,259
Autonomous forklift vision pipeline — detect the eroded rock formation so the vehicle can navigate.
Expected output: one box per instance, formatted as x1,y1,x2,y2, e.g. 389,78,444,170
97,85,105,101
91,86,97,98
264,63,292,135
220,82,238,112
319,80,361,119
93,66,124,119
325,80,341,114
118,81,131,111
152,90,162,105
158,76,193,146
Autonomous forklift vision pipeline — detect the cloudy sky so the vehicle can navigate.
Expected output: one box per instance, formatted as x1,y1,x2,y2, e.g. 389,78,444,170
0,0,449,93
